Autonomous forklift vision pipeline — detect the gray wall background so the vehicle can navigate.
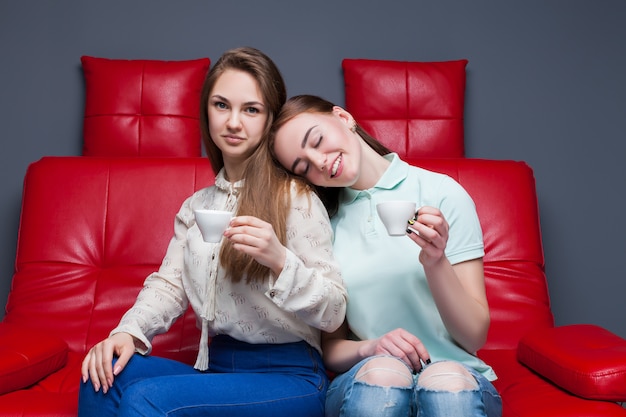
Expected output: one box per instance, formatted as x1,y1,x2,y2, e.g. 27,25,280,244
1,1,625,337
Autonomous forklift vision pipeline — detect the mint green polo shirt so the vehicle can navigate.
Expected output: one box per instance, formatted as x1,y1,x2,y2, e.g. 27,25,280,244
331,153,496,380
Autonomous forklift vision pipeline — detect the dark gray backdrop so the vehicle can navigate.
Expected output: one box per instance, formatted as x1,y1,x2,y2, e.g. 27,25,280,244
1,1,625,337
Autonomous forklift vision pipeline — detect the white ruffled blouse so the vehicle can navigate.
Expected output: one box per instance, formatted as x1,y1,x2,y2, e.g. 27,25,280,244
112,169,347,370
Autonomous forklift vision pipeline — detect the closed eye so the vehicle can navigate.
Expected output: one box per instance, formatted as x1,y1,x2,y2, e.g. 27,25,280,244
290,124,319,175
297,134,321,175
294,161,310,177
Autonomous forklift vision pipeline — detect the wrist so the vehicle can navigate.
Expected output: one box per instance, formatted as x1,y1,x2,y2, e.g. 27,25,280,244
272,248,287,276
420,252,448,270
357,339,374,360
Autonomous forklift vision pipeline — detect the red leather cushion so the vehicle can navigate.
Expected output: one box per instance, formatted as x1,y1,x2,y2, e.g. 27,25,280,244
343,58,467,158
480,349,626,417
0,323,68,395
8,157,213,358
81,56,210,157
518,324,626,401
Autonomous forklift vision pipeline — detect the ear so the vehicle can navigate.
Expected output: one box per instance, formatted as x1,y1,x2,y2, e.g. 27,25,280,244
332,106,354,128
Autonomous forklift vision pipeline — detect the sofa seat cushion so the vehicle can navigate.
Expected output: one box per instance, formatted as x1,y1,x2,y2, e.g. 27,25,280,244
0,390,77,417
0,323,68,395
517,324,626,401
479,348,626,416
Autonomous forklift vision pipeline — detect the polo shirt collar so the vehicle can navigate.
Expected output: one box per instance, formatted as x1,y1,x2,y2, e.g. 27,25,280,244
340,153,409,204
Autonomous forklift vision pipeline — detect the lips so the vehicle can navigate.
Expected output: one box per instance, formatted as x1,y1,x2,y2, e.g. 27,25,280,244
223,134,245,145
330,154,342,178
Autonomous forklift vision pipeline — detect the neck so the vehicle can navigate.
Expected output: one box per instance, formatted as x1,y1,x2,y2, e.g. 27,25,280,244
351,144,390,190
223,160,246,183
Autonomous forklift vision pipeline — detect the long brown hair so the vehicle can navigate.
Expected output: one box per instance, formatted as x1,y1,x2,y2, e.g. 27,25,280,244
270,94,391,217
200,47,310,282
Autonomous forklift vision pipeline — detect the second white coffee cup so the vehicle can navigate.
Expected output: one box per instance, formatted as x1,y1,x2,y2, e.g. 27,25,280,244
376,200,416,236
194,209,233,243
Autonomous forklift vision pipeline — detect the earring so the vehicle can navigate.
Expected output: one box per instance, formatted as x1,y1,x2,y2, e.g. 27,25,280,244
350,122,357,133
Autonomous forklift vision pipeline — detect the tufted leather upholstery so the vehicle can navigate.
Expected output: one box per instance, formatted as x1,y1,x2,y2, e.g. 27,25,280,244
343,58,466,158
81,56,210,157
0,57,625,416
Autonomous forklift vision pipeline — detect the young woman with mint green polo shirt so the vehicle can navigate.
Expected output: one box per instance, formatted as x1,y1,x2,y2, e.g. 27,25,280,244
271,95,502,417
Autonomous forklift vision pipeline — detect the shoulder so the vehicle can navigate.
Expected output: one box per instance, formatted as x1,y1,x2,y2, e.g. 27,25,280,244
182,185,219,207
400,163,478,223
287,179,331,222
405,163,470,198
176,185,220,225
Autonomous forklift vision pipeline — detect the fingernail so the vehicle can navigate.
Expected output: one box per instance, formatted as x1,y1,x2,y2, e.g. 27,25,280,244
426,359,431,365
113,365,122,375
406,228,413,234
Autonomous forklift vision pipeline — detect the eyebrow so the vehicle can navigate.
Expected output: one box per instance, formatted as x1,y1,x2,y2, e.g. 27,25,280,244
290,125,317,173
210,94,228,103
210,94,265,108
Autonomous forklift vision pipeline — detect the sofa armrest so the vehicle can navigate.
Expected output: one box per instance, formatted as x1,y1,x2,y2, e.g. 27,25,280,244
0,322,68,395
517,324,626,401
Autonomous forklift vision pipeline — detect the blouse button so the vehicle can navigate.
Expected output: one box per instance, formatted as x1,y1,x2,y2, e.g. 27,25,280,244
269,290,276,298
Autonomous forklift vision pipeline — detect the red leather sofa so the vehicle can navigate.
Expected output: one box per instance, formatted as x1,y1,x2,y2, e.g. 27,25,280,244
1,56,625,416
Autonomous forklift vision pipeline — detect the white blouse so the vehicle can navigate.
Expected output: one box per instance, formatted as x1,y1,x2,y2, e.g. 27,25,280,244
112,169,347,370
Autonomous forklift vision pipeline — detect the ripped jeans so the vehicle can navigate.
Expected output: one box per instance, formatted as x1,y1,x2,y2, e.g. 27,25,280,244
325,355,502,417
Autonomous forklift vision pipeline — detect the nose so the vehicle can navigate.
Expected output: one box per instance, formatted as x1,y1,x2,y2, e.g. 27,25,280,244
226,111,241,130
307,149,327,172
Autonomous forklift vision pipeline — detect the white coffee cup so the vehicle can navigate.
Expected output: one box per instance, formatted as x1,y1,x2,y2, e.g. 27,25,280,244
376,200,416,236
193,209,233,243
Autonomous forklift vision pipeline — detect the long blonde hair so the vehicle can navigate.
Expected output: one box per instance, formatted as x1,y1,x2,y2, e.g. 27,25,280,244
200,47,310,282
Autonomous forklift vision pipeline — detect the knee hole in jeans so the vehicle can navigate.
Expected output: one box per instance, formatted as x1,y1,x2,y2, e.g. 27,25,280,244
417,361,478,392
355,356,413,387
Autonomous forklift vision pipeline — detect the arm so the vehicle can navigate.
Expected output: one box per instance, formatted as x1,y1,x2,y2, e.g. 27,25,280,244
322,321,431,374
273,189,347,332
225,188,347,332
407,207,490,353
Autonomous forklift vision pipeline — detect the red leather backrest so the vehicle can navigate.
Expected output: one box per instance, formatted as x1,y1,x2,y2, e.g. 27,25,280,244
343,59,467,158
81,56,210,157
408,158,554,349
6,157,215,363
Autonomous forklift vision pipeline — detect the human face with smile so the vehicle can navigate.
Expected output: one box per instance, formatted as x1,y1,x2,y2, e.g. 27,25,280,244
273,107,362,188
207,69,267,180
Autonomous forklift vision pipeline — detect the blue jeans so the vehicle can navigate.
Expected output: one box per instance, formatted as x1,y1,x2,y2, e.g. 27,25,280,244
326,356,502,417
78,335,329,417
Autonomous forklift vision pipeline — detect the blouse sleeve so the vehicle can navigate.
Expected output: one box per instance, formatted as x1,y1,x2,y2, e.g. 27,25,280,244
265,185,348,333
110,198,192,354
